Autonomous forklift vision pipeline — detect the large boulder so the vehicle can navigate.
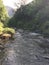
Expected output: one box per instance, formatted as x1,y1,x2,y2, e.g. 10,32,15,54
2,33,11,39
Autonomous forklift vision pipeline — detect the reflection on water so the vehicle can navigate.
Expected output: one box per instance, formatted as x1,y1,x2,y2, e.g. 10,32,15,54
0,30,49,65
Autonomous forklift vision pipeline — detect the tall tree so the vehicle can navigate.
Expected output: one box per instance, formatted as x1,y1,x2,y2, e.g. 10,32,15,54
0,0,9,23
8,0,49,36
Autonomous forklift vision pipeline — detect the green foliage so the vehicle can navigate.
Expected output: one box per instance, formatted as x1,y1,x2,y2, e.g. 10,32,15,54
0,26,4,34
8,0,49,37
0,21,4,27
0,0,9,25
0,0,15,36
0,22,4,34
0,22,15,35
3,27,15,34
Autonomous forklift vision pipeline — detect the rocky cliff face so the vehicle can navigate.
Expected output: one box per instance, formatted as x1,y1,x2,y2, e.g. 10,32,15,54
3,0,33,17
5,6,15,17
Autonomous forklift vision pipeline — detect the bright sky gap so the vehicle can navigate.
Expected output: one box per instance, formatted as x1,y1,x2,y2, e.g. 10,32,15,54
3,0,33,9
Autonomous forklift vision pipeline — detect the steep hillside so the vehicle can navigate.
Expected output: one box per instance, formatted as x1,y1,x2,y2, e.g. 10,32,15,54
8,0,49,37
5,6,15,17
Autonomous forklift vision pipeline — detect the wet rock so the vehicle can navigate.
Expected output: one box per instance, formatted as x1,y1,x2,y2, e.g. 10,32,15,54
0,44,4,50
17,29,24,33
0,31,49,65
29,32,40,36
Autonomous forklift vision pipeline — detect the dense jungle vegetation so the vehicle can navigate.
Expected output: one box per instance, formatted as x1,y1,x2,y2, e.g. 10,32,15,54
8,0,49,37
0,0,15,36
0,0,49,37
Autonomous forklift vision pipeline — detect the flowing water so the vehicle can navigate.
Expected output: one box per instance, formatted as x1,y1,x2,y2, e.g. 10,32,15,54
0,30,49,65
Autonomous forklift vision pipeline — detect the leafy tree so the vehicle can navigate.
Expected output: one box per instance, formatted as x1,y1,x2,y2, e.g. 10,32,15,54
0,0,9,25
8,0,49,37
0,21,15,35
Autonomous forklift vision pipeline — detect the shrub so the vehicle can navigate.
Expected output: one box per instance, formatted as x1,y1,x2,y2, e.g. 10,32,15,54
0,22,15,35
3,27,15,34
0,21,4,27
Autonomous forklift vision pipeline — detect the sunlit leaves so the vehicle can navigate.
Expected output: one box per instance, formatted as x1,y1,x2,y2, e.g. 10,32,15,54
0,22,15,35
0,0,9,21
3,27,15,34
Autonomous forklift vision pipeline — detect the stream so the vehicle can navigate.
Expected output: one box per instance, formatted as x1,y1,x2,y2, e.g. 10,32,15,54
0,30,49,65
